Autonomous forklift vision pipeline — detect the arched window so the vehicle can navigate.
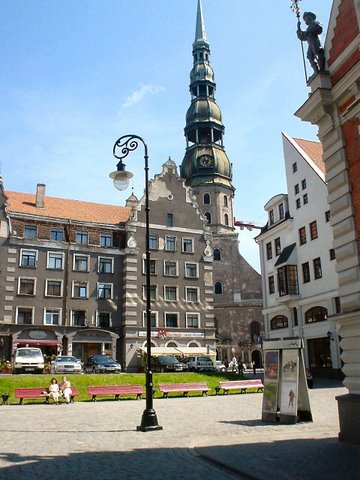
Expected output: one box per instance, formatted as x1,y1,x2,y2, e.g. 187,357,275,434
224,213,229,226
213,249,221,261
214,282,223,294
270,315,288,330
205,212,211,223
204,193,210,205
223,195,228,207
166,341,178,348
305,307,327,324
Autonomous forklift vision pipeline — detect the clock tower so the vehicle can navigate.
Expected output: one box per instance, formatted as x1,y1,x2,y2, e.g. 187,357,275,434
180,0,234,234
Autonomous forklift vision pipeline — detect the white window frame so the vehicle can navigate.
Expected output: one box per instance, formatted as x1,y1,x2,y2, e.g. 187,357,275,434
73,254,90,272
185,286,200,303
142,258,156,275
182,237,194,253
186,312,200,329
15,306,34,325
164,311,179,329
185,262,199,278
96,311,112,328
43,307,62,326
164,285,178,302
72,281,88,299
164,260,178,276
142,311,158,328
165,235,177,252
71,310,87,327
98,256,114,273
142,284,158,301
17,277,37,296
45,279,63,297
19,249,38,268
47,251,64,270
97,282,113,299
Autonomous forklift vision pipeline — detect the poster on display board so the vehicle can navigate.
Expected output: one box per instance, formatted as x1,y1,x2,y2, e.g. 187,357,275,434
262,350,280,422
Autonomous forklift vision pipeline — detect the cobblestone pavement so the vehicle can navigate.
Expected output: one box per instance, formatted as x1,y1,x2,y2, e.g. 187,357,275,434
0,379,359,479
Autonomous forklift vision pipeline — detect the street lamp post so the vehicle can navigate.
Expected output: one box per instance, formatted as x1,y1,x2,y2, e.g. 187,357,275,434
110,134,162,432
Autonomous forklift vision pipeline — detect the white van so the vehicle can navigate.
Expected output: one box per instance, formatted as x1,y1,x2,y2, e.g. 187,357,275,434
12,347,45,374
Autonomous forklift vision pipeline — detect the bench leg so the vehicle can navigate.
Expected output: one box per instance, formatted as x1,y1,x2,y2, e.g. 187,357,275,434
115,395,120,401
19,398,23,405
215,387,220,395
202,391,207,396
163,393,168,399
92,395,97,402
136,394,142,400
183,392,188,397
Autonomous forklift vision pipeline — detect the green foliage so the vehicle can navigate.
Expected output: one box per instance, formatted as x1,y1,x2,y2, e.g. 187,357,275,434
0,371,249,404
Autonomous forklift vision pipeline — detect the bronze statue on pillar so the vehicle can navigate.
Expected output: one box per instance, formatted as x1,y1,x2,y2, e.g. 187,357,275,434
297,11,325,75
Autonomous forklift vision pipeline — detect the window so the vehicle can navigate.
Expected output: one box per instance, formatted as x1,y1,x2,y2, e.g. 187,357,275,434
44,308,61,325
167,213,173,227
143,311,158,328
71,310,86,327
301,179,307,190
16,307,33,325
334,297,341,314
270,315,288,330
100,233,112,248
98,283,113,299
329,249,336,260
303,194,308,205
313,257,322,279
165,236,176,252
223,195,228,207
20,249,37,267
73,281,88,298
18,278,35,295
205,212,211,223
24,225,37,239
164,261,178,276
73,254,89,272
142,285,157,301
47,252,64,269
268,276,275,294
185,262,199,278
296,198,301,209
214,282,223,294
76,231,88,245
277,265,299,296
149,234,158,250
186,287,199,302
310,221,318,240
164,286,178,302
98,256,114,273
182,238,194,253
269,210,274,225
165,312,178,328
45,280,62,297
143,259,156,275
224,213,229,226
97,312,111,328
279,203,284,220
275,238,281,256
292,162,297,173
51,228,63,241
293,307,298,326
305,306,327,324
325,210,331,222
302,262,310,283
294,184,300,195
186,313,200,328
266,242,272,260
213,249,221,261
204,193,210,205
299,227,307,245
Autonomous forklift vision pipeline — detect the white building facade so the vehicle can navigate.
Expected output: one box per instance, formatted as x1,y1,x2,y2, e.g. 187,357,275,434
257,133,342,376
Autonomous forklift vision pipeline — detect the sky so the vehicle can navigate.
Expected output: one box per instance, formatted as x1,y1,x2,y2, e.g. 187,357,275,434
0,0,333,272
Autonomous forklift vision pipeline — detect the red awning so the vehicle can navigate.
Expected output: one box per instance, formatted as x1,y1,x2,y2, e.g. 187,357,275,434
15,340,61,346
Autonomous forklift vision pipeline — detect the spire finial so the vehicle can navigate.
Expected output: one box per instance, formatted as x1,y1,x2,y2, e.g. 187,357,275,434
195,0,206,42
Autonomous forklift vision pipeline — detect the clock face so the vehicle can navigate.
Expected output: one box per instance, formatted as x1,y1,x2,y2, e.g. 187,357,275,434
199,155,214,168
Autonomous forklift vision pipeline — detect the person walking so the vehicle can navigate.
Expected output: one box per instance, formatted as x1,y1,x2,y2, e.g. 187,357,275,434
252,361,256,375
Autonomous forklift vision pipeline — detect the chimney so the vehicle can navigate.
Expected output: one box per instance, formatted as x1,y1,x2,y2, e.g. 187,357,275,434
36,183,46,208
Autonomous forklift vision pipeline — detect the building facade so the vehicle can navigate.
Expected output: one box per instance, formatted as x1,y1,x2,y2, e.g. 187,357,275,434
295,0,360,444
257,133,341,376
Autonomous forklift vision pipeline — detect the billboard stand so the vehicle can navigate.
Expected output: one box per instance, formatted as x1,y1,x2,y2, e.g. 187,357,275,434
262,338,312,424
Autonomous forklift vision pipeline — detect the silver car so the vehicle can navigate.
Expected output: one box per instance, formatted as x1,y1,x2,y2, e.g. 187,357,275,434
51,356,82,374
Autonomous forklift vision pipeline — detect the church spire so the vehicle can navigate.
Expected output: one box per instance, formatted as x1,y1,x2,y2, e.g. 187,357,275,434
195,0,207,42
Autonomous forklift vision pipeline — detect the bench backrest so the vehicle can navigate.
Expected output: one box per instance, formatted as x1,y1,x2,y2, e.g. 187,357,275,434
15,386,78,398
219,380,264,388
88,385,143,394
159,382,208,390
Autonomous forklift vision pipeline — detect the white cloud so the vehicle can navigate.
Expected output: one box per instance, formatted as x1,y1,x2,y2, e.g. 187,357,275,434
122,84,164,108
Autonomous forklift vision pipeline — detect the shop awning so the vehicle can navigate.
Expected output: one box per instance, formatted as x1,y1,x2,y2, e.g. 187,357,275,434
138,346,216,357
177,347,216,356
138,347,180,357
15,340,61,346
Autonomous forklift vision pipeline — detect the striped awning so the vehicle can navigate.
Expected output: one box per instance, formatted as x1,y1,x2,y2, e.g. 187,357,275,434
138,346,216,357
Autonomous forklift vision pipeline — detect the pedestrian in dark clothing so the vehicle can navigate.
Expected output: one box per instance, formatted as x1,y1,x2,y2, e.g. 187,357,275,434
252,361,256,375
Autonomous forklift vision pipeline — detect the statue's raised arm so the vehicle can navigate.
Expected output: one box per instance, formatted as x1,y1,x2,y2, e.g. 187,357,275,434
297,11,325,74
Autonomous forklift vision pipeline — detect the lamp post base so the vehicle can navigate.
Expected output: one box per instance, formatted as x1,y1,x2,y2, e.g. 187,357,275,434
137,408,163,432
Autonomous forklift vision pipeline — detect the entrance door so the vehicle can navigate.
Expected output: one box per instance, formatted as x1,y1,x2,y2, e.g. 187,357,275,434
307,337,331,368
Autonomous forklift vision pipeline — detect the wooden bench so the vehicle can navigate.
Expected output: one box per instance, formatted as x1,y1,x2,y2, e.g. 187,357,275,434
87,384,144,401
15,387,79,405
215,379,264,395
158,382,209,398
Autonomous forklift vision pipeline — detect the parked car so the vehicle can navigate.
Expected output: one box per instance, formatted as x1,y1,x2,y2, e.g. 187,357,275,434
84,354,122,374
12,347,44,374
214,360,226,372
185,356,215,372
152,356,187,373
51,355,82,374
306,368,314,389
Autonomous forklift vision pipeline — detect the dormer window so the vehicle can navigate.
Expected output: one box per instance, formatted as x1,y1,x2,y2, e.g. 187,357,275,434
269,210,274,225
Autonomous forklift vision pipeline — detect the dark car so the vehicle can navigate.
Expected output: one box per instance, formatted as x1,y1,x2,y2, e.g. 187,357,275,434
84,354,122,374
152,356,187,373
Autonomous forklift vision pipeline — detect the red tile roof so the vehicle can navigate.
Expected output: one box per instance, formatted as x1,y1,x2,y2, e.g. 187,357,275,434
292,138,325,174
5,190,132,225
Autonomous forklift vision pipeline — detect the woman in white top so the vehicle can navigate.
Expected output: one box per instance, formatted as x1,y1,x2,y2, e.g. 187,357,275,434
60,376,72,404
48,377,60,404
